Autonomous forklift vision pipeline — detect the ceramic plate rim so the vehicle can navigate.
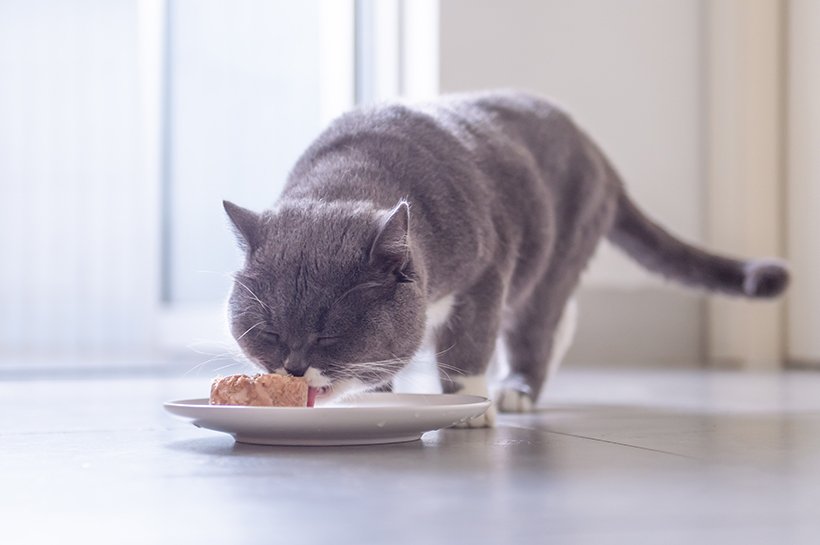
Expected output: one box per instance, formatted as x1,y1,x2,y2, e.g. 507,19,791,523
163,392,491,446
164,392,490,412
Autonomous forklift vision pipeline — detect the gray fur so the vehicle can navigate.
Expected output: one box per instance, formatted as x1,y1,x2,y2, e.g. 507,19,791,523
224,90,789,403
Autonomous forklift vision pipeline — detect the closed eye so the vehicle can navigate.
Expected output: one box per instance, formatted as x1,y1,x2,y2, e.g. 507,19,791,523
257,330,280,343
316,336,342,347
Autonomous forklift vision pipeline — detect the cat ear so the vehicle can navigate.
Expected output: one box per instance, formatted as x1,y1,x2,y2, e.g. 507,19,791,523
223,200,261,252
370,201,410,274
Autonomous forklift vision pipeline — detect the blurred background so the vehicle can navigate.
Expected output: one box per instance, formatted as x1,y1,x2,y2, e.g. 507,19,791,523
1,0,818,375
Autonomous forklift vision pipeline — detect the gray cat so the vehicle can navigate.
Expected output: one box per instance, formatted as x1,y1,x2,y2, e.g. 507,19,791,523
223,91,788,426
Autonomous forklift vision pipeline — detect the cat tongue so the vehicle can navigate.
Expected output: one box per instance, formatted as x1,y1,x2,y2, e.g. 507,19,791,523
307,387,318,408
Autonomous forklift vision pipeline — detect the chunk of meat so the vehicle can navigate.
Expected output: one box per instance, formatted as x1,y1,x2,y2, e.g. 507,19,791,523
209,374,309,407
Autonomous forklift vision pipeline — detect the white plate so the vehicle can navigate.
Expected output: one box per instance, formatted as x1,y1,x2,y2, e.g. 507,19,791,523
164,393,491,446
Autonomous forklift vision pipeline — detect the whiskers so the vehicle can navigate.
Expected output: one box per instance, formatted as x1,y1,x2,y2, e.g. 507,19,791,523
328,357,407,383
178,269,262,377
182,339,255,377
194,268,270,314
329,346,466,392
232,275,269,312
235,320,265,341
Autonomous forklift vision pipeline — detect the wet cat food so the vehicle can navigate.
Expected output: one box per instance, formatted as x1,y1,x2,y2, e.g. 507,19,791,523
210,374,309,407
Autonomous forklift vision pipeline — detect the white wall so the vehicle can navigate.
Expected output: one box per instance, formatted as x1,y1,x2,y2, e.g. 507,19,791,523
438,0,706,290
705,0,785,369
787,0,820,365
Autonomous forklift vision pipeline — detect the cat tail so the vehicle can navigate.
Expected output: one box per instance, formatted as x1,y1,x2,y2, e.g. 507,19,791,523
607,190,789,298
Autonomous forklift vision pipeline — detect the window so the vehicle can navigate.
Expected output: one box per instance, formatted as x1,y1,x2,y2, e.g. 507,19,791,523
164,0,353,306
0,0,437,368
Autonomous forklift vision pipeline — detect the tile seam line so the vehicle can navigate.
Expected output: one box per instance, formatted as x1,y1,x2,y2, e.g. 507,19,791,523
506,425,700,460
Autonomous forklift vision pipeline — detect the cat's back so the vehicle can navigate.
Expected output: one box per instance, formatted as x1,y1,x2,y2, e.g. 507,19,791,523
419,90,599,178
291,90,575,173
417,90,567,143
284,91,614,293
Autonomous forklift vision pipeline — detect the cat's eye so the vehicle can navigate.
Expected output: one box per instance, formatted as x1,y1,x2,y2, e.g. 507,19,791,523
316,336,341,347
257,330,280,343
394,269,414,283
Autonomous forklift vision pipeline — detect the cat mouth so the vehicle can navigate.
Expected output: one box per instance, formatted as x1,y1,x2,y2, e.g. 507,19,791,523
307,386,331,407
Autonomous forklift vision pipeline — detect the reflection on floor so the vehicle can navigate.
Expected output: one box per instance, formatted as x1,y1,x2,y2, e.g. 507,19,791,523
3,367,820,545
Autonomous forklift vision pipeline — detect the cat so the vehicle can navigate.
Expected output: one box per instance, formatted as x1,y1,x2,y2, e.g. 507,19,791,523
223,90,789,427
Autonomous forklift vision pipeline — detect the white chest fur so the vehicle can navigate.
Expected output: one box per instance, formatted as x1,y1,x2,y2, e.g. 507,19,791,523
425,293,455,333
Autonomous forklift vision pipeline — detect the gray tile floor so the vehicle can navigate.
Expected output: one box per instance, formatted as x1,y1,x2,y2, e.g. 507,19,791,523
4,367,820,545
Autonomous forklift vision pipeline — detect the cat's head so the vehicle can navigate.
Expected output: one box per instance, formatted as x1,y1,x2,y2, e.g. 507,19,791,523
223,199,426,403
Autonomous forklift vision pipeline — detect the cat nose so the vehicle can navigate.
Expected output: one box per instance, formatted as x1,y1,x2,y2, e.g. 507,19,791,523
283,356,309,377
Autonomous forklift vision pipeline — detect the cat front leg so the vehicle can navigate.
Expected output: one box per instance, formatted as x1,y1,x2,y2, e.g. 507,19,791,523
448,374,496,428
497,279,578,412
433,272,505,428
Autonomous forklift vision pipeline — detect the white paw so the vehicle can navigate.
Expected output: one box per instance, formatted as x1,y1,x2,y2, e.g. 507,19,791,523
495,387,534,413
453,404,496,428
